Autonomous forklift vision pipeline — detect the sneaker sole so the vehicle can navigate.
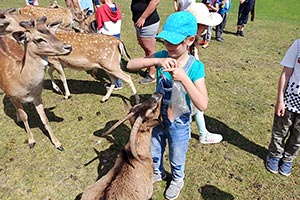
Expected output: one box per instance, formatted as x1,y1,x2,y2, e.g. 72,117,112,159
279,169,291,176
265,165,278,174
153,173,167,183
165,183,184,200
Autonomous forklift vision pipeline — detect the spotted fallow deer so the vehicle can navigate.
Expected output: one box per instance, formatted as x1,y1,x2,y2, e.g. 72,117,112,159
18,4,75,30
47,31,140,104
81,92,162,200
0,17,72,150
2,8,140,104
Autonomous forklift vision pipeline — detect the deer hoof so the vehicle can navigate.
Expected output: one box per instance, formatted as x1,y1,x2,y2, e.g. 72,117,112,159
29,142,36,149
100,98,108,103
56,145,64,151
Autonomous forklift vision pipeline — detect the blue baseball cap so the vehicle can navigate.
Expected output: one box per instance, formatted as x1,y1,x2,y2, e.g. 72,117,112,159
156,11,197,45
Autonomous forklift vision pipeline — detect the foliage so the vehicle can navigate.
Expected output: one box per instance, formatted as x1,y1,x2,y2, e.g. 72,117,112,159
0,0,300,200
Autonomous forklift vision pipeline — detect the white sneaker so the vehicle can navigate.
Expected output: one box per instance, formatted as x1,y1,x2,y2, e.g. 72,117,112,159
200,132,223,144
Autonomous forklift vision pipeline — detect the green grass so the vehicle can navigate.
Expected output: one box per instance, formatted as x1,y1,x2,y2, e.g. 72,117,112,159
1,0,300,199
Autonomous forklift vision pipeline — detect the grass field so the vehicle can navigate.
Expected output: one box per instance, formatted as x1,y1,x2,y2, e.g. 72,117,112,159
0,0,300,199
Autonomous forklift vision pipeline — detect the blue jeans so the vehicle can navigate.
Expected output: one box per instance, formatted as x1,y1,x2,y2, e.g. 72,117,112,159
151,74,191,181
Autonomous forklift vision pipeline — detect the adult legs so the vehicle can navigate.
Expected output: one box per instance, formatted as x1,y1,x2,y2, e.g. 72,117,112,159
137,35,156,77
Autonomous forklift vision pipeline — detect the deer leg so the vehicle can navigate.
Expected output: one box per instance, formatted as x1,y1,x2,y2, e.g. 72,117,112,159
10,99,36,149
33,97,64,151
114,71,140,104
101,75,117,102
48,65,63,95
48,60,71,99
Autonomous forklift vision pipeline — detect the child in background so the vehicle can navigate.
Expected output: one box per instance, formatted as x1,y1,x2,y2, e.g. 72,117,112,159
127,11,208,200
79,0,94,15
236,0,255,36
215,0,231,42
173,0,195,11
186,2,223,144
199,0,220,49
25,0,38,6
96,0,122,90
266,38,300,177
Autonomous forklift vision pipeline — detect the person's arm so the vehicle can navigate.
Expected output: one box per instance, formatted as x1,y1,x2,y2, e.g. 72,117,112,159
165,67,208,111
127,56,177,71
135,0,160,27
275,67,293,116
210,1,219,12
173,0,178,11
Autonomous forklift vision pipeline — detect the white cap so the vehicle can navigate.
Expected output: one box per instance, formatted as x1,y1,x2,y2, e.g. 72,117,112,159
186,3,222,26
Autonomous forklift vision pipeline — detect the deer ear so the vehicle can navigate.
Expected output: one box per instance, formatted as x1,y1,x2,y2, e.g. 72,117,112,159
19,20,34,29
48,21,62,32
36,16,47,25
12,31,26,44
147,119,160,128
6,8,16,14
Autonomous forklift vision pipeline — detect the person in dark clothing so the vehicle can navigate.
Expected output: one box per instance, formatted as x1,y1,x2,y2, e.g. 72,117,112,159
236,0,255,37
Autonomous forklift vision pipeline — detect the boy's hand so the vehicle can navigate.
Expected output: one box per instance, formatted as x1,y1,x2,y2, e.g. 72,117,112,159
275,101,285,117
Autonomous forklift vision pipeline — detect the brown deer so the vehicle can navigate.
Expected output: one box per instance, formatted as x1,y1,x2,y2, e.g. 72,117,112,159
2,8,140,104
0,17,72,150
18,5,74,30
81,92,162,200
47,31,140,104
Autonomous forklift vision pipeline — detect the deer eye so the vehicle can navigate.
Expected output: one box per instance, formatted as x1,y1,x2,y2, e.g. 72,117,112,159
34,38,46,44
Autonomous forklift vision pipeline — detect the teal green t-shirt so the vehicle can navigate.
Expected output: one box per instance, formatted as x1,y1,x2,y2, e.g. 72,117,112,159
154,50,205,82
154,50,206,105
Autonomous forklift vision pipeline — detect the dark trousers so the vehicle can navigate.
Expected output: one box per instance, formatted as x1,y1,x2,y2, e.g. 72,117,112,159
216,13,228,38
268,110,300,162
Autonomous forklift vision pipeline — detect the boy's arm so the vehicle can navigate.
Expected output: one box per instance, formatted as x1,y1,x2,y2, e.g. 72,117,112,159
275,66,293,116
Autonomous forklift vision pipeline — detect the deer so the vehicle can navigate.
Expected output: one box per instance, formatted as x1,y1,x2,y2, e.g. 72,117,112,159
18,2,91,33
2,8,140,104
81,92,162,200
47,31,140,104
18,4,74,30
0,16,72,151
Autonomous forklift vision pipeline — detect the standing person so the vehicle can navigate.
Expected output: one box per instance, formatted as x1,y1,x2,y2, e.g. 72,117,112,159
186,2,223,144
79,0,94,15
236,0,255,36
215,0,231,42
266,38,300,177
127,11,208,200
199,0,220,49
65,0,82,15
173,0,195,11
131,0,160,84
95,0,122,90
25,0,38,6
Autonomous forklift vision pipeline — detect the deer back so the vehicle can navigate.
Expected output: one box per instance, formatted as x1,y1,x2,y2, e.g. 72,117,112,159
18,5,73,29
53,31,124,72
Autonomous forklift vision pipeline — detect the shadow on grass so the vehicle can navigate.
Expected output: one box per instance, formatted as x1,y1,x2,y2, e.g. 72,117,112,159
2,95,64,146
74,120,131,199
191,115,268,160
200,184,234,200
